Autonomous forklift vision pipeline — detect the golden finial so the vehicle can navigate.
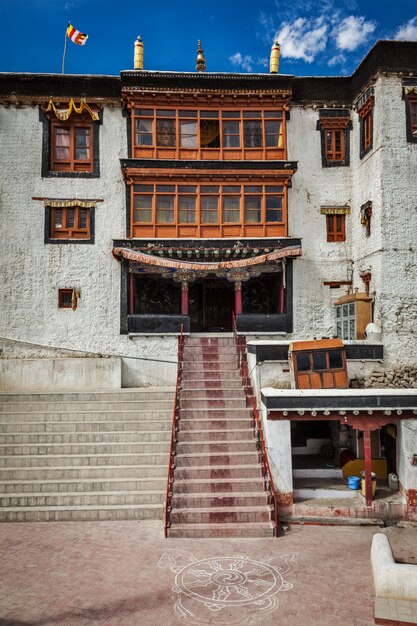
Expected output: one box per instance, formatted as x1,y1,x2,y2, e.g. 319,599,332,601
134,35,144,70
196,40,206,72
270,40,280,74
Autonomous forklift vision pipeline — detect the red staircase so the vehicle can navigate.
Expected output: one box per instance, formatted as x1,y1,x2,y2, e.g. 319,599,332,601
165,334,277,538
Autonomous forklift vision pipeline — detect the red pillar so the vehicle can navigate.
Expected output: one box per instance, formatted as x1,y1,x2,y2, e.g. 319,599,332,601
181,281,189,315
129,272,135,315
234,281,242,315
363,429,373,506
279,272,285,314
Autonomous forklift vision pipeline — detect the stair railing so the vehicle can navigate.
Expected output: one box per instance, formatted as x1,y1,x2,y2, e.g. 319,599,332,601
164,324,184,538
232,312,279,537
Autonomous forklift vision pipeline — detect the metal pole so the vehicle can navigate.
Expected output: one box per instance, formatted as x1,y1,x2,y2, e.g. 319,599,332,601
61,24,68,74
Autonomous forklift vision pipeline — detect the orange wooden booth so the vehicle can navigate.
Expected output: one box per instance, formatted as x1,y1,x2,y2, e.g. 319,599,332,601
288,339,348,389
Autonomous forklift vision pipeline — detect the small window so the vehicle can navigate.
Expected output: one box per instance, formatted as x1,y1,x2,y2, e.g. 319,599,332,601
178,195,196,224
358,97,374,159
135,118,153,146
222,121,240,148
296,353,310,372
58,289,73,308
313,352,327,370
329,350,343,369
335,303,356,340
317,111,351,167
244,120,262,148
405,96,417,143
326,214,345,242
46,205,94,243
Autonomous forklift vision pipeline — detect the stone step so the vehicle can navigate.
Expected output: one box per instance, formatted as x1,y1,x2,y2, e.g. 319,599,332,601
175,451,259,468
181,380,243,390
171,492,267,509
182,348,239,357
0,489,166,508
180,389,246,399
167,521,275,538
173,477,265,493
0,477,165,494
0,464,167,481
282,515,385,527
179,408,252,420
0,420,171,433
0,503,164,522
174,464,263,481
179,398,247,409
0,441,171,456
185,338,236,346
175,440,256,454
0,410,171,423
0,400,173,413
293,468,343,478
0,452,170,468
182,363,238,372
181,371,241,381
170,505,271,524
0,430,171,445
0,389,175,403
179,417,253,430
177,428,254,442
293,477,356,499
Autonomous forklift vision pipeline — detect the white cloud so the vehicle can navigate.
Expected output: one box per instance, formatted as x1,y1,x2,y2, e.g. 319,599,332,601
274,17,328,63
328,53,346,67
229,52,254,72
394,17,417,41
332,15,375,51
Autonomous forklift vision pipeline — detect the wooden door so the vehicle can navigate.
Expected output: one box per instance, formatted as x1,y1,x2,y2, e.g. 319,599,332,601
203,284,234,331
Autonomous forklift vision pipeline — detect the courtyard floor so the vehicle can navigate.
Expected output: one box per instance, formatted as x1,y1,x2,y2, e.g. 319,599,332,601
1,521,416,626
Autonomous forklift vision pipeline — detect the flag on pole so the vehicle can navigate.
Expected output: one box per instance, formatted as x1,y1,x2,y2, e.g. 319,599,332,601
67,23,88,46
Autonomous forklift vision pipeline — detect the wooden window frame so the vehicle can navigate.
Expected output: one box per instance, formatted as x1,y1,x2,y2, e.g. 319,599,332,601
130,182,287,238
58,289,73,309
131,107,286,160
45,205,95,244
50,119,93,173
326,213,346,242
317,112,351,167
405,97,417,143
358,99,374,159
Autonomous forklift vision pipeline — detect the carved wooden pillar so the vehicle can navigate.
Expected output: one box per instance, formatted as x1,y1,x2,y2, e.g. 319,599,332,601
363,429,373,506
181,281,189,316
234,281,242,315
129,272,135,315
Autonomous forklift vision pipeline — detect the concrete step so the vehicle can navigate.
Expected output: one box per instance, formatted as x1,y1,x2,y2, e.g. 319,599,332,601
0,464,167,481
0,420,171,433
175,440,257,454
182,348,239,357
182,363,238,372
282,515,385,527
179,417,253,430
0,389,175,403
181,371,241,381
173,477,265,493
171,492,267,509
179,398,247,409
0,401,173,413
167,521,275,538
0,503,164,522
293,477,356,499
177,428,254,442
179,408,252,420
174,464,263,481
0,441,171,456
175,451,259,468
181,380,243,390
0,490,166,508
170,505,271,524
0,452,170,468
293,468,343,478
185,338,236,346
0,411,171,423
0,430,171,445
0,477,165,494
180,389,245,399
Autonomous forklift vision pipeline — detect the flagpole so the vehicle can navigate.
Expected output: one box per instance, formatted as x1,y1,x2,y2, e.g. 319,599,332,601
61,23,69,74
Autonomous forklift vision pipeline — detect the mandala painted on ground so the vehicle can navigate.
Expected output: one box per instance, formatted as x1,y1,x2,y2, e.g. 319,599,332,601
158,550,296,625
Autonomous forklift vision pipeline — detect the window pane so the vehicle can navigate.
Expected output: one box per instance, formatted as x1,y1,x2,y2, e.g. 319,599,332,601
200,185,219,193
157,210,174,223
244,196,261,223
66,209,75,229
134,184,154,192
266,209,282,222
180,121,197,147
297,353,310,371
156,194,174,222
55,128,70,159
265,121,281,147
135,119,153,145
134,209,152,223
336,321,342,337
329,350,343,369
222,197,240,222
134,195,152,209
342,304,349,317
156,195,174,210
79,209,87,229
223,186,241,193
135,109,153,116
223,121,239,134
178,185,197,193
266,185,283,193
222,111,240,118
264,110,282,118
243,111,261,118
201,196,218,223
54,209,63,228
156,185,175,192
336,306,341,318
178,196,196,223
179,110,197,118
200,120,220,148
156,119,175,146
200,111,219,118
349,320,356,339
244,121,262,147
244,185,262,193
156,109,175,117
343,320,349,338
313,352,327,370
349,303,355,316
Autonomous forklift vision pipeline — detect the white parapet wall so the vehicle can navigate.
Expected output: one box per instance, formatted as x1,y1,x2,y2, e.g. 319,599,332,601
371,533,417,600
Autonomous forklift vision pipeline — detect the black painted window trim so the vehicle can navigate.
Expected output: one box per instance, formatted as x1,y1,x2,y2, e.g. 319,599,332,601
39,108,102,178
44,205,95,244
404,97,417,144
316,109,352,168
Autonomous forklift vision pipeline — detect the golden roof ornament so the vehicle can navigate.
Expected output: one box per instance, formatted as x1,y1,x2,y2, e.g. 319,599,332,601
270,40,280,74
196,40,206,72
134,35,144,70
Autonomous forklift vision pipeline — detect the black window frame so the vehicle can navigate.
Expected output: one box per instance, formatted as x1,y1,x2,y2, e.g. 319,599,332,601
44,205,95,244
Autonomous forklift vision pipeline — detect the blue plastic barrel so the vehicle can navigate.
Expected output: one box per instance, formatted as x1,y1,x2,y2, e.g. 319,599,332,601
347,476,361,490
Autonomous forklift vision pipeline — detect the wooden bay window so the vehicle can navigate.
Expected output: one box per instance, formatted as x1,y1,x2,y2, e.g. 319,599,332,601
317,111,351,166
356,89,374,159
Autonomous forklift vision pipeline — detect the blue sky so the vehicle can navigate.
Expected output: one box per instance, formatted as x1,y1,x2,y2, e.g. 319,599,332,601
0,0,416,77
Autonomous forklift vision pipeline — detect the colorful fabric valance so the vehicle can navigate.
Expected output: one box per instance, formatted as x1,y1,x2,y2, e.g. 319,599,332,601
320,206,351,215
45,98,100,121
43,200,96,209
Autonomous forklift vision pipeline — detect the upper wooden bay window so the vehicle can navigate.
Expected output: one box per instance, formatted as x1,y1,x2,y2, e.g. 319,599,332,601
317,111,351,167
50,120,93,173
132,108,286,160
131,182,287,238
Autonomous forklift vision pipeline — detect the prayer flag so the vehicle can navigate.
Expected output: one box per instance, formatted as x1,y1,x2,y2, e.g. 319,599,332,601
67,23,88,46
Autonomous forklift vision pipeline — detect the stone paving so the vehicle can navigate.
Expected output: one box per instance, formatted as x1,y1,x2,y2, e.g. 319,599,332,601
0,521,416,626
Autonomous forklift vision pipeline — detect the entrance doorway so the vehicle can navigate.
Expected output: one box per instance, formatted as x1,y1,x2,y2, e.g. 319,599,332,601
189,279,234,332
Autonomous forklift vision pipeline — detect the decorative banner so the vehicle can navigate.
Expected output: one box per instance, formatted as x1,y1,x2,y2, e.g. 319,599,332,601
67,23,88,46
320,206,351,215
45,98,100,121
112,245,302,270
43,200,96,209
